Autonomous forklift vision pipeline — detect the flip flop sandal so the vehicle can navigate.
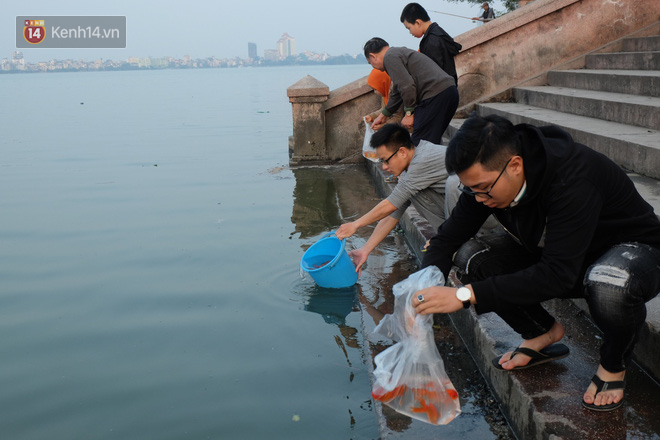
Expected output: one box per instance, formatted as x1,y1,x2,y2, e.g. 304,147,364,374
492,343,570,371
582,374,625,412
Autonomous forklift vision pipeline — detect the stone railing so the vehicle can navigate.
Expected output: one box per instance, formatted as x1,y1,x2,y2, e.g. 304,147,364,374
287,75,380,165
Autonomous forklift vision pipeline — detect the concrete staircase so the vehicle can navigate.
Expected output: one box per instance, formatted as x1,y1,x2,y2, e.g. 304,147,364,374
438,31,660,439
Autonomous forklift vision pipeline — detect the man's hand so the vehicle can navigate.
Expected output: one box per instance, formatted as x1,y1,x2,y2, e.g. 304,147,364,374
412,286,464,314
348,248,370,277
372,121,386,131
401,114,414,129
372,113,387,129
335,222,359,240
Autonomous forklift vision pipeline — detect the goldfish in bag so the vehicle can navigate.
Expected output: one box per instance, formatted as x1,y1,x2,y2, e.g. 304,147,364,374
371,266,461,425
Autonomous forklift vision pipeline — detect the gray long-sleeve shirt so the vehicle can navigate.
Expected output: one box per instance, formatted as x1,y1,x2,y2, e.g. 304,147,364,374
383,47,455,117
387,140,448,230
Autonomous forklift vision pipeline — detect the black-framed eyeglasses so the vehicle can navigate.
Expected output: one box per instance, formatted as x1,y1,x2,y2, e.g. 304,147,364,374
378,148,400,165
458,158,512,199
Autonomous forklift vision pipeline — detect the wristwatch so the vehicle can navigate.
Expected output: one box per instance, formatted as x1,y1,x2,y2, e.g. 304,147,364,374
405,110,413,117
456,286,472,309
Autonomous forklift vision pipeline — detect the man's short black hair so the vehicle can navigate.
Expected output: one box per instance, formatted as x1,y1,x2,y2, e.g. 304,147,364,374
446,113,520,174
363,37,389,59
370,123,414,152
400,3,431,23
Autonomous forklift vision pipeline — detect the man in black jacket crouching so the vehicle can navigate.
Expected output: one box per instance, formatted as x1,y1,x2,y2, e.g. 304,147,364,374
413,113,660,412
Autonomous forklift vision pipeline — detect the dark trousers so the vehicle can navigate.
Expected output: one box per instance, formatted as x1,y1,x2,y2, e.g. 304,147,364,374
411,85,459,146
453,233,660,372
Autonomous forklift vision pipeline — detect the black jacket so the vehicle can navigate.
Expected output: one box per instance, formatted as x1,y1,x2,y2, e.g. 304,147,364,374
422,124,660,313
419,22,462,84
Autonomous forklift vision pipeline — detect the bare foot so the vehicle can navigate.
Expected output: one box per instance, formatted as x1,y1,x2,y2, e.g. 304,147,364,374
498,321,565,370
583,365,625,407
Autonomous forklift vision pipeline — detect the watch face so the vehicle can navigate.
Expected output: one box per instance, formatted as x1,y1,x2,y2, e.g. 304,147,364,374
457,287,471,301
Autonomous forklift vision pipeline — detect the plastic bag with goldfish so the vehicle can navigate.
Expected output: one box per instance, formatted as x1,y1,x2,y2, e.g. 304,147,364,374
362,117,378,162
371,266,461,425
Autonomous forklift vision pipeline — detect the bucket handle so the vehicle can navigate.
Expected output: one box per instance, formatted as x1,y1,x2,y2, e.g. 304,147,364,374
321,230,347,269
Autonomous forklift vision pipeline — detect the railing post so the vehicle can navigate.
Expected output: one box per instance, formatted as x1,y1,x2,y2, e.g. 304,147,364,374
287,75,330,164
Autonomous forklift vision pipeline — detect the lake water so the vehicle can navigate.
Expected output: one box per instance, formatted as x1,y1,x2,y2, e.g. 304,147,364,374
0,65,411,439
0,65,515,440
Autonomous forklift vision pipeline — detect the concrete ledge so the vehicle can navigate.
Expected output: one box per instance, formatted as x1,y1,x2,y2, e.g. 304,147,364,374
456,0,581,51
324,75,372,110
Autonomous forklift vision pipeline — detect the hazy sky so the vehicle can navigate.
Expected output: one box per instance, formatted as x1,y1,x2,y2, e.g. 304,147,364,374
6,0,504,62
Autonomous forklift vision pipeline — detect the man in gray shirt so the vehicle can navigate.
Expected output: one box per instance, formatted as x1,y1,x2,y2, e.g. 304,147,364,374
365,37,458,146
336,123,447,275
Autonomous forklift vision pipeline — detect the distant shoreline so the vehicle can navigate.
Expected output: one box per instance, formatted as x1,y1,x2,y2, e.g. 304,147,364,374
1,54,368,74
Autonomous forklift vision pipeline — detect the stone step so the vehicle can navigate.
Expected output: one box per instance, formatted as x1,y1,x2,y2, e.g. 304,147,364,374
365,154,660,439
449,296,660,439
547,69,660,97
472,102,660,179
622,35,660,52
585,51,660,70
512,86,660,131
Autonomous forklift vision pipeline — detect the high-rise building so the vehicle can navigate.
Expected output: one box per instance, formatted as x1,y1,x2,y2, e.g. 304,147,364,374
277,33,295,59
263,49,279,62
248,42,257,60
11,51,25,65
11,51,25,70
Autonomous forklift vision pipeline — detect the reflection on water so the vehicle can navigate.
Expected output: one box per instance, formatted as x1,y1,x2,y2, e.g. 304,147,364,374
291,162,425,436
290,167,343,239
303,286,358,326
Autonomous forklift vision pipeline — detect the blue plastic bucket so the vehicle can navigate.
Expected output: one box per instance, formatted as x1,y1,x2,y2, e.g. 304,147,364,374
300,232,358,288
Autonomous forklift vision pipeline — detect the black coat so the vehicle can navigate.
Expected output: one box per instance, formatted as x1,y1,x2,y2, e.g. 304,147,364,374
419,22,462,84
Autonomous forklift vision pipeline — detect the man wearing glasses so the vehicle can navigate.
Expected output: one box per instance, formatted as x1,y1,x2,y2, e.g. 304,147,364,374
414,113,660,411
336,123,448,275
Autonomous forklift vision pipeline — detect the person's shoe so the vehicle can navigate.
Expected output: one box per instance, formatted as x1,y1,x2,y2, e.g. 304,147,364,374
582,374,625,412
492,343,569,371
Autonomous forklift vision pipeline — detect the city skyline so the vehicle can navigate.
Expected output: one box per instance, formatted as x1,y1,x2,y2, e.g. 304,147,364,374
5,0,503,63
1,44,364,74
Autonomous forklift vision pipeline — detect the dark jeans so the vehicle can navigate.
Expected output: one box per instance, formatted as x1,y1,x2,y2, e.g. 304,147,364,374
453,233,660,372
411,85,458,146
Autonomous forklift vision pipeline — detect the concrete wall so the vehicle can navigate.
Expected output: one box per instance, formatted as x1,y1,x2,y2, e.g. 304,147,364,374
288,75,380,165
455,0,660,115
